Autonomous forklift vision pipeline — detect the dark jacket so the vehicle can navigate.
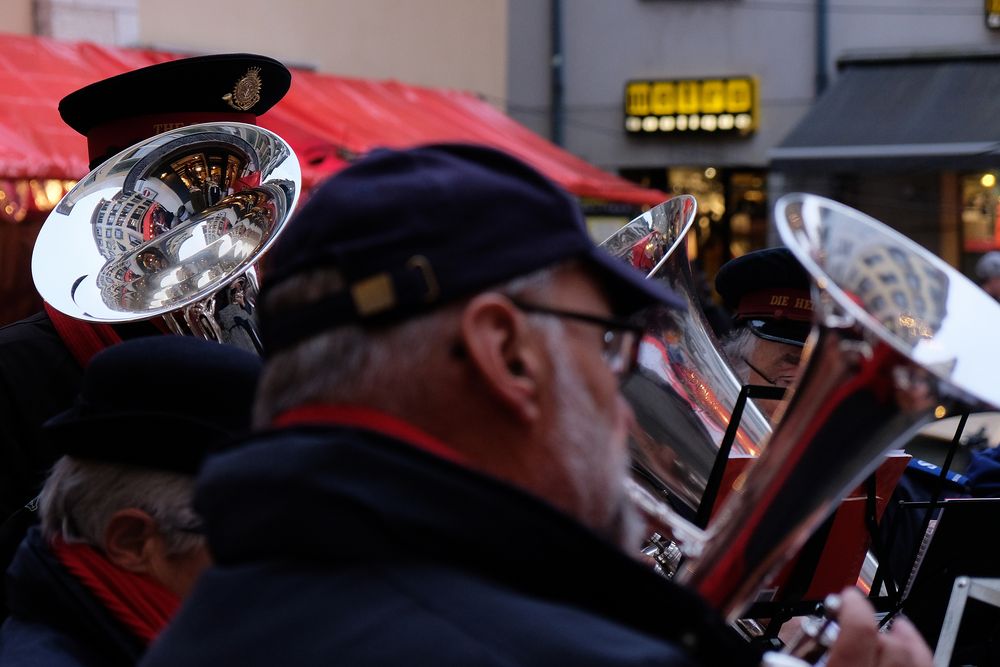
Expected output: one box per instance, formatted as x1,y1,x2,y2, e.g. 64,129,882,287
0,527,143,667
0,312,82,521
0,311,82,622
141,419,759,667
965,445,1000,497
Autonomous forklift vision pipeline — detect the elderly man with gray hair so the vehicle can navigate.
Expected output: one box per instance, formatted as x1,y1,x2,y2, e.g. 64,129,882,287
0,336,260,667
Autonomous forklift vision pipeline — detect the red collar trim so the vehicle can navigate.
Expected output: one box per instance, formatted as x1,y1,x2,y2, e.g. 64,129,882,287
271,404,467,465
44,302,123,367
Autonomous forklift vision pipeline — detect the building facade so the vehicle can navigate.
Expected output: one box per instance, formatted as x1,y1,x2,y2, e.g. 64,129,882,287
507,0,1000,277
9,0,1000,277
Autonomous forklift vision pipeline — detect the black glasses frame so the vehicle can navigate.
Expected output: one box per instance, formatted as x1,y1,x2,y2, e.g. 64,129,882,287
507,297,644,377
741,356,785,388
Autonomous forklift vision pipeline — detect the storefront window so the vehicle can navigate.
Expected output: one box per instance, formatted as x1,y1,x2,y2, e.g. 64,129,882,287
618,165,768,277
961,171,1000,253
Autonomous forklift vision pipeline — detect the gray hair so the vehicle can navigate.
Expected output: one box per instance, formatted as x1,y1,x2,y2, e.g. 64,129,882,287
719,325,756,383
39,457,203,556
254,263,568,425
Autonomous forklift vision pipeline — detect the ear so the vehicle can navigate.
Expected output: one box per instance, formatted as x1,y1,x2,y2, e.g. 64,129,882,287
459,293,547,424
102,509,160,574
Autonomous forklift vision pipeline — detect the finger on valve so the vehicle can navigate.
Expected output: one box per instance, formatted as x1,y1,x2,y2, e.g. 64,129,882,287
824,588,932,667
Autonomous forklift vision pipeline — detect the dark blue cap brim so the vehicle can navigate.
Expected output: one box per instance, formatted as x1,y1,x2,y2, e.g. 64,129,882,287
585,245,686,315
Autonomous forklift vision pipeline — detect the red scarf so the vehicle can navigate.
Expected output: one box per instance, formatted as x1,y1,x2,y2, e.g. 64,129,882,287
44,303,123,367
51,537,181,644
272,404,468,466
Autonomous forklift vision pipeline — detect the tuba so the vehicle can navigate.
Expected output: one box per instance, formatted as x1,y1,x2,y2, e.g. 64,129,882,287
601,196,773,518
623,192,1000,626
31,122,301,354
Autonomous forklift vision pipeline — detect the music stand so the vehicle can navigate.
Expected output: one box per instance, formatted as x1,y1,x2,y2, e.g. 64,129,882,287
898,498,1000,665
934,577,1000,667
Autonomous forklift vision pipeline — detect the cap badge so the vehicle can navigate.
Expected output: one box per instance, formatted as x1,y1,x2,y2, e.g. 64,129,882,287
223,67,262,111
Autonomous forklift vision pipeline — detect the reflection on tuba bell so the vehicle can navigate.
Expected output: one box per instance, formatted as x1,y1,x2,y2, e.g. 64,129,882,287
600,196,773,519
31,122,301,354
623,192,1000,629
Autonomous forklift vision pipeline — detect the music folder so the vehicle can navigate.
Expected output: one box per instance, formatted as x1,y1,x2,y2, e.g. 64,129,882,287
712,451,910,610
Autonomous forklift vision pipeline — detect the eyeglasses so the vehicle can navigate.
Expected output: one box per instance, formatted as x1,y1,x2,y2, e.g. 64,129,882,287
508,298,644,378
742,356,786,388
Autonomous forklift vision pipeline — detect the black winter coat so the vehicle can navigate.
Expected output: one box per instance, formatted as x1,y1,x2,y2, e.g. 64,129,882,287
0,312,81,520
142,416,760,667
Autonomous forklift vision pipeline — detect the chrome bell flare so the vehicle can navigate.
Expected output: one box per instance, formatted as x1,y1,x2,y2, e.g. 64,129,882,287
32,122,301,323
775,193,1000,410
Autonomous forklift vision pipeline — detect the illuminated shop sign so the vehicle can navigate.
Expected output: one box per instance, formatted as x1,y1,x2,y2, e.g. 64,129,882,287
624,76,758,135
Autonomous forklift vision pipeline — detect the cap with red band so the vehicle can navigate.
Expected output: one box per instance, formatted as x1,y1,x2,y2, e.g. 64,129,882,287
59,53,291,168
734,287,813,322
715,247,813,347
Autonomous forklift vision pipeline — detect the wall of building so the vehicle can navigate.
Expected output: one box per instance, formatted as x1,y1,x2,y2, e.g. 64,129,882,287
5,0,34,34
35,0,138,45
825,1,1000,79
5,1,509,105
136,0,509,106
508,1,1000,175
506,0,550,139
508,0,814,173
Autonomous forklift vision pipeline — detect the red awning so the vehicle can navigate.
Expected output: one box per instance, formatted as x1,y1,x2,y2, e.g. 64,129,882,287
0,33,666,205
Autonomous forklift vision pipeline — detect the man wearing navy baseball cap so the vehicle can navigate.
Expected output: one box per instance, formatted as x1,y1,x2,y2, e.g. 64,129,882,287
142,144,932,667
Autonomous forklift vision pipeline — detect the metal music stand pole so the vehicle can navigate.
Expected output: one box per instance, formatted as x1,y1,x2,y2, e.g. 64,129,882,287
697,383,785,528
879,411,970,627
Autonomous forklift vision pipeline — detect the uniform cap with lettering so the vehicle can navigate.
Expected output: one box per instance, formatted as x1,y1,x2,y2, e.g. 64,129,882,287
715,247,813,347
59,53,291,169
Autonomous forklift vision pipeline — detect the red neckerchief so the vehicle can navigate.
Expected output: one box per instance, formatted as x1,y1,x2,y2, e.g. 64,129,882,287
44,303,123,367
272,404,468,466
50,536,181,644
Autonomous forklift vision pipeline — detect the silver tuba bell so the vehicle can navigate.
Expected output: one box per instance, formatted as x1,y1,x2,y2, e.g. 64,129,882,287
600,196,773,519
629,192,1000,626
31,122,301,354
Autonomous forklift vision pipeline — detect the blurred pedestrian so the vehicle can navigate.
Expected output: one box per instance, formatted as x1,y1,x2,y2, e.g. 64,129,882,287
975,250,1000,302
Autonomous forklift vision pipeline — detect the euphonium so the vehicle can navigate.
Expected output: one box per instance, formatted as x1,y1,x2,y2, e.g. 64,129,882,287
600,196,773,516
31,122,301,354
629,192,1000,626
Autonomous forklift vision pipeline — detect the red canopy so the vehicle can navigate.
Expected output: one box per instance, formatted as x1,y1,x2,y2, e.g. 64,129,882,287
0,33,666,205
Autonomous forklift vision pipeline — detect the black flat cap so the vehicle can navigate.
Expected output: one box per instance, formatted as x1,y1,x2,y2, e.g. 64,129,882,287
715,247,813,346
259,143,684,355
42,336,262,474
59,53,291,168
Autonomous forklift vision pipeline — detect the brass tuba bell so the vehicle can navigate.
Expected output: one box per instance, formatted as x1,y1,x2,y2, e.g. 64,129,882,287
31,122,301,354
